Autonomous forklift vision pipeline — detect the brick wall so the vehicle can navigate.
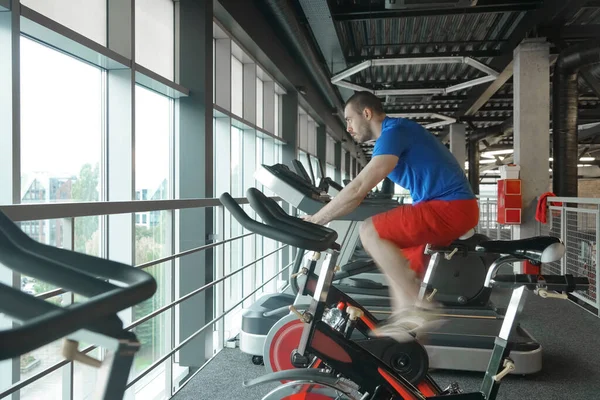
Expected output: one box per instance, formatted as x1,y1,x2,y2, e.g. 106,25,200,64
545,179,600,198
578,179,600,198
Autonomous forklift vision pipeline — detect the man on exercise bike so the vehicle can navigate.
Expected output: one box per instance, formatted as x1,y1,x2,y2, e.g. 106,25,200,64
302,91,479,338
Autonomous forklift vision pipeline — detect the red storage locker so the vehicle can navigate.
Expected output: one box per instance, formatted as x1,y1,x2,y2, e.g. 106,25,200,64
498,179,522,224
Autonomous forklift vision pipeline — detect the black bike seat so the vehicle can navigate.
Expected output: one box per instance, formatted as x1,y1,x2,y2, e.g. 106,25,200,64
476,236,564,264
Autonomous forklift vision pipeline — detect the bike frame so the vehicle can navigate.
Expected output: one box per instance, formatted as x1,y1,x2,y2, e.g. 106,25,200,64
291,247,529,400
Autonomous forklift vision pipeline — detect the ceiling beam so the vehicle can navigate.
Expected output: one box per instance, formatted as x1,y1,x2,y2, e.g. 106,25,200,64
581,67,600,99
579,123,600,142
330,2,541,21
456,0,588,117
362,39,509,49
346,50,501,63
463,61,514,116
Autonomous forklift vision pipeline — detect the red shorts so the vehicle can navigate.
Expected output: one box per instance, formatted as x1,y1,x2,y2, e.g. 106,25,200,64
371,198,480,278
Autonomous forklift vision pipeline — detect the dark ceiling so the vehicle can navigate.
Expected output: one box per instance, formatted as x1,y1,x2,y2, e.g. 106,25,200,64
264,0,600,161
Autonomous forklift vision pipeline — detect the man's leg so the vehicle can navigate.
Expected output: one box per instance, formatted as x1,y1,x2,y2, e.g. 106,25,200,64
359,218,419,311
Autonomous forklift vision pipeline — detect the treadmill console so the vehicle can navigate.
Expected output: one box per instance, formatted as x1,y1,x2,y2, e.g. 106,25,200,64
259,164,330,202
254,163,398,220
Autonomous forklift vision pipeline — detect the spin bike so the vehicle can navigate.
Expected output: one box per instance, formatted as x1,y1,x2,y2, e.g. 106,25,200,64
0,209,157,399
220,188,589,399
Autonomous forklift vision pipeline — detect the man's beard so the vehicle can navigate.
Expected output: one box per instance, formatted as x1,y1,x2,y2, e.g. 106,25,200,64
356,121,374,143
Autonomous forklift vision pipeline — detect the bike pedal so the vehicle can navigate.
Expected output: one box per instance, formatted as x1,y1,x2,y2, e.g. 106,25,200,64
441,382,463,395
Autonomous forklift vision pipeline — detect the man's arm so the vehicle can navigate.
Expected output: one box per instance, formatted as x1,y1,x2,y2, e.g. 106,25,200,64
306,154,399,225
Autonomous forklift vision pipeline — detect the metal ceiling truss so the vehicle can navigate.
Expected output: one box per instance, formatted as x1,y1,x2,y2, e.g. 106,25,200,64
387,112,457,129
330,1,542,21
331,56,499,97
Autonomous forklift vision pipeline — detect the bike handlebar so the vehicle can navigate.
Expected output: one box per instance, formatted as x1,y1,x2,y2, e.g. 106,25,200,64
246,188,335,240
0,210,156,360
219,189,339,252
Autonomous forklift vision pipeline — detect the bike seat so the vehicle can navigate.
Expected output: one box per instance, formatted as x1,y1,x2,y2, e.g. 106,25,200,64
457,228,475,241
475,236,565,264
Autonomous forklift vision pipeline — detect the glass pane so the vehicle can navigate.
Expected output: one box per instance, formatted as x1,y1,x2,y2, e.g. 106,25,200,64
226,126,244,338
254,136,264,296
274,93,280,136
231,127,243,197
20,37,102,203
298,151,312,185
73,347,103,399
21,0,107,46
132,84,172,397
18,357,64,399
327,163,335,180
135,85,171,200
75,216,102,257
311,157,320,182
19,219,71,294
231,56,243,117
256,77,263,128
135,0,174,80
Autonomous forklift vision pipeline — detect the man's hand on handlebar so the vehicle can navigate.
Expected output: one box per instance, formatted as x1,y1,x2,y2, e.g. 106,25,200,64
301,214,324,225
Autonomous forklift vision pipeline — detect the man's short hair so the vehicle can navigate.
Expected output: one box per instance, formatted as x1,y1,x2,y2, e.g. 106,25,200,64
344,91,384,115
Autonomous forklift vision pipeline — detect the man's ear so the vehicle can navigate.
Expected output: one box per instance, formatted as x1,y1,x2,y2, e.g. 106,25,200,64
363,107,372,120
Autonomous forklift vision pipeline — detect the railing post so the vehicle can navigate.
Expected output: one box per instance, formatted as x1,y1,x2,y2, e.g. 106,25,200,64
215,206,225,350
62,217,75,400
561,203,567,275
166,209,174,396
596,205,600,316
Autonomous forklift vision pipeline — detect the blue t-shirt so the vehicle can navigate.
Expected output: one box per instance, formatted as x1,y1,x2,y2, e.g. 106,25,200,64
372,117,475,204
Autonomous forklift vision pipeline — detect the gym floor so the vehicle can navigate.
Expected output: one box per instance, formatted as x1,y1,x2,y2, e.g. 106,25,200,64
173,292,600,400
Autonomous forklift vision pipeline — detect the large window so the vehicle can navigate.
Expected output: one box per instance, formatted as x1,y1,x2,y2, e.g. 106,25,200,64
132,85,173,397
17,36,105,400
20,37,103,255
20,36,103,207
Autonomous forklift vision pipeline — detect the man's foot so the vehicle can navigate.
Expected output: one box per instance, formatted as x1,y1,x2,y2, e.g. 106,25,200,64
370,306,447,342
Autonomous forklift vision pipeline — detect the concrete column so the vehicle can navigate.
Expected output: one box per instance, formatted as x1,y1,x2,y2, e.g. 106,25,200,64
449,123,466,172
334,141,342,184
344,151,350,181
512,38,550,251
317,125,326,179
175,0,213,365
281,92,299,166
468,140,480,195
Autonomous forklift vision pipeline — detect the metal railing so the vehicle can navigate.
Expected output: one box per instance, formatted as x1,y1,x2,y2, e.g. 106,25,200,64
0,196,288,399
543,197,599,313
477,196,515,240
477,195,599,316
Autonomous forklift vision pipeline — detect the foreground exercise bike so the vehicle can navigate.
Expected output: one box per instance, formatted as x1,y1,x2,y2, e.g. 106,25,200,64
241,163,504,368
220,187,589,399
0,209,157,399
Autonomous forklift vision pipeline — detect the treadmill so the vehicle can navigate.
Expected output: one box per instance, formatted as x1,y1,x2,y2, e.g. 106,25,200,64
242,163,542,374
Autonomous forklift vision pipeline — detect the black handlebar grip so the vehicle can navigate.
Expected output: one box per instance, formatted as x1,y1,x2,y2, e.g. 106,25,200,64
219,192,337,252
246,188,336,240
